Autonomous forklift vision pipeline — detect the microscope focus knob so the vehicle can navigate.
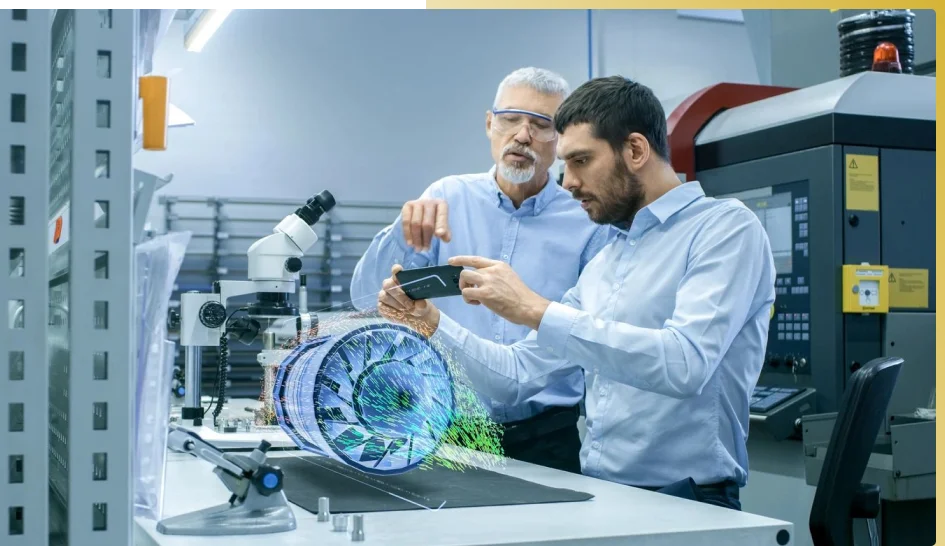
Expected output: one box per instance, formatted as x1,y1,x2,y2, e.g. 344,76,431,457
167,309,181,331
252,465,284,496
198,301,228,329
284,257,303,273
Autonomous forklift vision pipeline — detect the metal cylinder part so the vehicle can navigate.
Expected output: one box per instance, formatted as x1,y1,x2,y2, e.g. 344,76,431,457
299,274,309,313
184,346,202,410
263,331,277,351
317,497,330,522
332,514,348,532
351,514,364,541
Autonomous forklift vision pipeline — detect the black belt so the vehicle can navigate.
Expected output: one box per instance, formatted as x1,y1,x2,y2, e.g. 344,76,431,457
639,478,740,507
501,405,580,445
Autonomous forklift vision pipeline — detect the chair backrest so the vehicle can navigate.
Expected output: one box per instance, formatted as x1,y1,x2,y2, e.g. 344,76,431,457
809,356,902,546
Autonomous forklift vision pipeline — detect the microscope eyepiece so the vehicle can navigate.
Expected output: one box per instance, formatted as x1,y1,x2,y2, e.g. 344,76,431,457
295,190,336,226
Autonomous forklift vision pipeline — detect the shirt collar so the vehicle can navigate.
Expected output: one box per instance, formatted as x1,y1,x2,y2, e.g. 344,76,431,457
609,181,706,236
488,165,559,215
646,181,706,224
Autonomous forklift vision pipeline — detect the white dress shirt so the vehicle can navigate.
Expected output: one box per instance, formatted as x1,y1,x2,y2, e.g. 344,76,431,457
432,181,776,487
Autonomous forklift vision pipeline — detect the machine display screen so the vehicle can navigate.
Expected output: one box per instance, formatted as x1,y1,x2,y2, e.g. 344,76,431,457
718,188,793,275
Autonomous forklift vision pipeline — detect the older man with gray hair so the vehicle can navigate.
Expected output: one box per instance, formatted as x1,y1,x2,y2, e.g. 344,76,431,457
350,67,609,473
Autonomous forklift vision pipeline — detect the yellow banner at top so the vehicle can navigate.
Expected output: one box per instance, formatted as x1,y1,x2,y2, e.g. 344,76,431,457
424,0,937,8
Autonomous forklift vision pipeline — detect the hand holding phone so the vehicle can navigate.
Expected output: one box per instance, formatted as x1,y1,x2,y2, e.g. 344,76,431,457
378,265,442,337
394,265,464,300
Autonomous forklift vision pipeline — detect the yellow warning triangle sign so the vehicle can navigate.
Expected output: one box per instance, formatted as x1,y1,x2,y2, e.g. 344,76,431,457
889,272,897,283
849,158,858,169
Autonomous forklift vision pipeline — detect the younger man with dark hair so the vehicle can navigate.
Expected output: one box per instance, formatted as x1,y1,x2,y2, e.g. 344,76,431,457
377,76,775,511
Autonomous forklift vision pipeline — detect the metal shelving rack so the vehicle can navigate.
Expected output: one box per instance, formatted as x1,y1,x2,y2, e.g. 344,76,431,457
2,9,136,546
156,195,400,400
51,9,136,546
2,8,52,544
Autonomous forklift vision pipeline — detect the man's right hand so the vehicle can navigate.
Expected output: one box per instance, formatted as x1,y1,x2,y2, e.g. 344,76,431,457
401,199,451,252
378,264,440,337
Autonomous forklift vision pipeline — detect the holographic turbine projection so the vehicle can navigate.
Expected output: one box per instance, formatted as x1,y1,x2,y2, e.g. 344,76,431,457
274,323,456,474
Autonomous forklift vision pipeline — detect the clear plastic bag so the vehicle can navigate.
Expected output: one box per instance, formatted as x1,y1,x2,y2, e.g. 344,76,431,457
133,231,191,520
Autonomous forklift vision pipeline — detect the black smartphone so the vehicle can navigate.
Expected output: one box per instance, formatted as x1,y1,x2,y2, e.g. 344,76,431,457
395,265,464,300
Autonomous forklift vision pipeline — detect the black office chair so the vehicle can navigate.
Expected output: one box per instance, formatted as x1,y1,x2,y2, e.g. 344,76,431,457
809,356,903,546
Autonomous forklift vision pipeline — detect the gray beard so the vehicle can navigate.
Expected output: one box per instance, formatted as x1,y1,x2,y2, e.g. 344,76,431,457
498,162,536,184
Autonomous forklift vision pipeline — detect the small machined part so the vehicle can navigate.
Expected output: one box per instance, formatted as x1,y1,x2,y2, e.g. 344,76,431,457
317,497,330,522
263,331,277,351
332,514,348,532
351,514,364,541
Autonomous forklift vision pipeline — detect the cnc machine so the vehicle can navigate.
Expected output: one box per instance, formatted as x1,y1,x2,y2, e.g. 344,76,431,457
664,70,935,544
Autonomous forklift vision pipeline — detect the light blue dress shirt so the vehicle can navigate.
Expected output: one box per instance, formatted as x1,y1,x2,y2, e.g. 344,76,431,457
350,167,611,423
432,181,776,487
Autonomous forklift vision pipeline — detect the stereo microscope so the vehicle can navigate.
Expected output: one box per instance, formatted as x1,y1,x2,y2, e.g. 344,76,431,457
176,190,335,429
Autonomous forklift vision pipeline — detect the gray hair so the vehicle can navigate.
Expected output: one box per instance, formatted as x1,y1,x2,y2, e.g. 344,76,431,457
492,67,571,109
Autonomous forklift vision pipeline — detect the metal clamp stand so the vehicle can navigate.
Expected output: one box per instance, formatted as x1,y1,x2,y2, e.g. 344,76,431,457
157,424,297,536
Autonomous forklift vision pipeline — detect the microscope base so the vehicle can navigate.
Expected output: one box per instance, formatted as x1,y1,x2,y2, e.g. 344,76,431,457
156,490,297,536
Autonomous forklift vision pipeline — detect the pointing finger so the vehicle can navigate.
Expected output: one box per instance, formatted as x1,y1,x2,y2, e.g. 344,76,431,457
421,201,437,250
435,201,451,243
410,204,425,252
401,203,414,248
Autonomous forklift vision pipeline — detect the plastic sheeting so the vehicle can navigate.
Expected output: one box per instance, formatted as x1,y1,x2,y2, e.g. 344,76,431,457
133,231,190,520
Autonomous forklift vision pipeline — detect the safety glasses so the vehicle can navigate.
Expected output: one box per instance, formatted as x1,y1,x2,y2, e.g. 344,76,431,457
490,108,557,142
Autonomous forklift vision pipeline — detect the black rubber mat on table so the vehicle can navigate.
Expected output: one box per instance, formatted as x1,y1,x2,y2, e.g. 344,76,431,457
276,455,594,514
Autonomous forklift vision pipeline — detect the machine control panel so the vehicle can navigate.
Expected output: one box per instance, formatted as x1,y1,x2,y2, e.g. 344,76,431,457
722,182,812,378
750,386,804,413
747,384,816,440
773,311,810,344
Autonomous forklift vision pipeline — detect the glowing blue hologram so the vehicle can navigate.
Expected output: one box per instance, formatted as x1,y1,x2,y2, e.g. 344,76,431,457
274,324,456,475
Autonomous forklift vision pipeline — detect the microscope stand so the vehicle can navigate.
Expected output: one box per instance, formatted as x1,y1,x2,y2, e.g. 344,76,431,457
156,484,296,536
156,425,297,536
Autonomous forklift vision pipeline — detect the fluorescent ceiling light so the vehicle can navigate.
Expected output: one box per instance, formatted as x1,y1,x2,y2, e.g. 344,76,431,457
184,9,232,52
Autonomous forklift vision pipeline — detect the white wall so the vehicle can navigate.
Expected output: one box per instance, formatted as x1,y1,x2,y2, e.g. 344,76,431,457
135,9,759,204
595,10,759,99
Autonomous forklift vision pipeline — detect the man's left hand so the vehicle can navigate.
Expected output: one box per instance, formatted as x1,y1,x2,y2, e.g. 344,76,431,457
448,256,550,331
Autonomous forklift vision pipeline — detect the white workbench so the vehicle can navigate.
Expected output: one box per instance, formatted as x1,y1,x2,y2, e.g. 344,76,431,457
135,445,794,546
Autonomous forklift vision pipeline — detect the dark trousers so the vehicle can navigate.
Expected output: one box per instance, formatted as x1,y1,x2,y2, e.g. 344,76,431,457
641,478,742,511
499,405,582,474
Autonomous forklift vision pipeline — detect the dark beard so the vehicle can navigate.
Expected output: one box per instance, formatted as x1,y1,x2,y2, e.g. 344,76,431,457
589,155,646,226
